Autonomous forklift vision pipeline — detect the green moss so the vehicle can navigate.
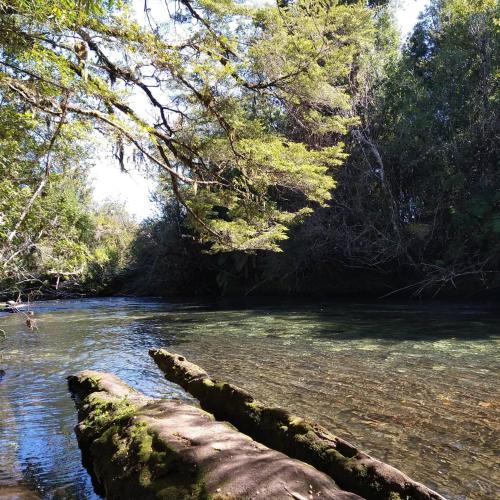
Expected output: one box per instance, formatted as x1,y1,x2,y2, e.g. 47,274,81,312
288,416,304,427
86,412,211,499
388,493,402,500
129,422,153,463
245,401,261,410
138,465,152,488
213,382,226,392
86,375,102,392
243,402,263,426
83,396,135,437
355,464,368,479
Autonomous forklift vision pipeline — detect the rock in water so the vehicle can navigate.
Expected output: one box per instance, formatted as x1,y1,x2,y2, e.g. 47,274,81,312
0,484,40,499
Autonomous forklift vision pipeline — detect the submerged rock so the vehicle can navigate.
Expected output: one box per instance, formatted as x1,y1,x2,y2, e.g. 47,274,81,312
0,484,40,499
150,348,446,500
68,370,362,500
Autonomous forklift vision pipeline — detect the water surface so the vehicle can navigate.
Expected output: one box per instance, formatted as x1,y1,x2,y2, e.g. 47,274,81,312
0,298,498,499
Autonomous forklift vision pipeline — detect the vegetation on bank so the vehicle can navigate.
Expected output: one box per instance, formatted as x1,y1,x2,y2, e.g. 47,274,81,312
125,0,500,298
0,0,498,299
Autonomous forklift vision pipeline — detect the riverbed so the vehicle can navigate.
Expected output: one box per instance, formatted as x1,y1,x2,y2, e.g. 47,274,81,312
0,298,498,499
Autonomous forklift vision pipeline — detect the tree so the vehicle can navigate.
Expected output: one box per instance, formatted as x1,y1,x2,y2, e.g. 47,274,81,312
0,98,95,294
1,0,374,252
0,72,136,296
260,0,499,296
132,0,499,297
372,0,500,293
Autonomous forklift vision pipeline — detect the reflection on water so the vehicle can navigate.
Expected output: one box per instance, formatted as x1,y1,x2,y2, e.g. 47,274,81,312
0,298,498,499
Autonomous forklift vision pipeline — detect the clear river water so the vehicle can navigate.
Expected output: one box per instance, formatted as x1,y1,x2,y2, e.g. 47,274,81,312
0,298,498,499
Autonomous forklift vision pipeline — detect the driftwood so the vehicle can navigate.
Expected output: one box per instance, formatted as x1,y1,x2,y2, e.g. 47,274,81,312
149,348,446,500
68,370,362,500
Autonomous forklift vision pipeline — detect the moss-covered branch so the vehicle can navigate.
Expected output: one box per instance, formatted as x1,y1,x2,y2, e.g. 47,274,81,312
149,349,446,500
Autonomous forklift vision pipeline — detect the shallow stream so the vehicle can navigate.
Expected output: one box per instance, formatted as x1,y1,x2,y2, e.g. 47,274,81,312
0,298,498,499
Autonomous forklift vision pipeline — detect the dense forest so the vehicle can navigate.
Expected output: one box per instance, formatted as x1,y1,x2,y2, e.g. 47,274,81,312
1,0,498,300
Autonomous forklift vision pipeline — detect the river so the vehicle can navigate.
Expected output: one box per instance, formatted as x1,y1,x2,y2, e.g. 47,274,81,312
0,298,498,499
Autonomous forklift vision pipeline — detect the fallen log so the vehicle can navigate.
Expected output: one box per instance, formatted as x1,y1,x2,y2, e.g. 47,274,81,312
149,348,446,500
68,370,363,500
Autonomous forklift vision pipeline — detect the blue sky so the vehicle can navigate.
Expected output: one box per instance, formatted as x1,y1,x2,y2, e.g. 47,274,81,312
91,0,430,220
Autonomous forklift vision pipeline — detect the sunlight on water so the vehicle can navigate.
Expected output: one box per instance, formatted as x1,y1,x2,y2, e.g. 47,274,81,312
0,298,498,499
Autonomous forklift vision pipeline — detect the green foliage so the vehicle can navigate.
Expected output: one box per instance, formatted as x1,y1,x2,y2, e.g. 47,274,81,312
85,201,137,291
129,0,499,297
0,0,373,252
378,0,499,265
0,97,136,296
1,0,497,298
124,191,216,296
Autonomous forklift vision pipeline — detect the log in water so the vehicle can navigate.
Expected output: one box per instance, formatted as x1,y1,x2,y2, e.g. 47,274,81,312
150,348,446,500
68,370,361,500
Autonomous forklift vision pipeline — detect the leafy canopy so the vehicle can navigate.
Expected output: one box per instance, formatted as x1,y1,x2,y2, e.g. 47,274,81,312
1,0,374,251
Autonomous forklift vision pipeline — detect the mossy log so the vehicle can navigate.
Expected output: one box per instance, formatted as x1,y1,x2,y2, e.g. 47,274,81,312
149,349,446,500
68,370,363,500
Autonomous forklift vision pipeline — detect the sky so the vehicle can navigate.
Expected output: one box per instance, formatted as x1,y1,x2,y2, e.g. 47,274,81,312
396,0,430,35
90,0,430,221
